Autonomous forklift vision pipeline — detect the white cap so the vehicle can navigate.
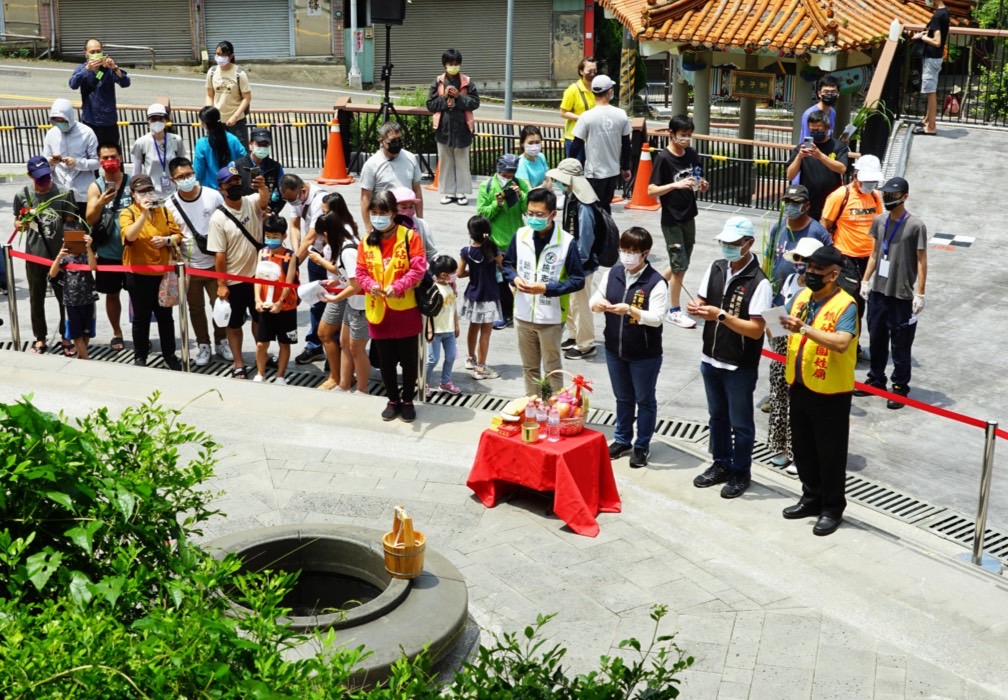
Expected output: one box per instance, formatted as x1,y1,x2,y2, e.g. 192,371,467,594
591,75,616,94
854,154,883,182
147,103,168,117
783,237,824,263
714,216,755,243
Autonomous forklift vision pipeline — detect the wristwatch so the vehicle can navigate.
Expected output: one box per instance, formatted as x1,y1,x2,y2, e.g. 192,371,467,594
716,310,727,322
799,325,808,336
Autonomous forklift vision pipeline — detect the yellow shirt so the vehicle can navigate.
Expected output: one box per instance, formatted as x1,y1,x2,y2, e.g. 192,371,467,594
823,185,883,258
119,205,181,275
560,80,596,141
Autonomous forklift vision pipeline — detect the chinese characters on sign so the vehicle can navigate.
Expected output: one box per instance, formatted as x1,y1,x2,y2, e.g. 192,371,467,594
730,71,776,101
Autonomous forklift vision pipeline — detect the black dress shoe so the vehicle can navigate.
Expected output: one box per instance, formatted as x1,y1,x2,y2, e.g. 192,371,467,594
782,502,821,520
887,384,909,410
853,378,886,397
813,515,843,536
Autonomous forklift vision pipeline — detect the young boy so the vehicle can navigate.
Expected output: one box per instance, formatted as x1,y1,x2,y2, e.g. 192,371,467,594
48,231,98,359
253,215,299,384
425,255,461,397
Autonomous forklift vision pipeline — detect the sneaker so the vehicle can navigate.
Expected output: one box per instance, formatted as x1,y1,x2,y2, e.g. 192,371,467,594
273,376,287,386
252,374,264,383
666,308,697,329
492,319,510,331
425,384,433,399
295,345,324,364
693,464,731,488
164,355,183,372
195,344,211,367
608,441,632,459
629,447,649,469
216,340,234,362
564,346,596,360
439,381,462,395
464,356,476,370
381,400,401,421
266,354,279,369
720,473,751,499
853,378,886,397
400,401,416,422
785,463,799,476
440,195,455,205
561,338,577,350
473,364,499,379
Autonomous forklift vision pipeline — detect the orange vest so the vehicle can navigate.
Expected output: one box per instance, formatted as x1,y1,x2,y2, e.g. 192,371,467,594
432,73,475,133
257,248,298,311
360,225,417,325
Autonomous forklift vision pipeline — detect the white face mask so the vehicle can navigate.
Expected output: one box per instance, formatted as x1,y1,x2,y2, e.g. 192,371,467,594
524,143,542,157
149,121,166,134
496,173,511,187
215,55,230,67
619,251,643,269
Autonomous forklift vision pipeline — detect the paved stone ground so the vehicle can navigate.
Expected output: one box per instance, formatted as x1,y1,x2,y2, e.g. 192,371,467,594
2,352,1008,699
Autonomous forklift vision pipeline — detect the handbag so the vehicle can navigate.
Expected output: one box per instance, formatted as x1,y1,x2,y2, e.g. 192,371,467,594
405,231,444,318
89,177,128,248
158,270,179,307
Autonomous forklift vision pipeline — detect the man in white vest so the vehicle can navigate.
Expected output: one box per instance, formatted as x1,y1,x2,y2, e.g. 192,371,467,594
502,188,586,395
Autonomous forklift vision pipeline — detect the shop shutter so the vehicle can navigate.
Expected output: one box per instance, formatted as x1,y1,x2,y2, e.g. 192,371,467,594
373,0,552,84
204,0,292,59
58,0,194,63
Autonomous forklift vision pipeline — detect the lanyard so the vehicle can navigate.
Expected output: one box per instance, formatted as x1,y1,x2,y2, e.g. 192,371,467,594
882,212,907,258
153,134,168,172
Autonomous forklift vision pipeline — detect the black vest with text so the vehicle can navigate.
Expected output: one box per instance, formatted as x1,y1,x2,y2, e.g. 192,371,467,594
700,257,766,369
603,263,664,360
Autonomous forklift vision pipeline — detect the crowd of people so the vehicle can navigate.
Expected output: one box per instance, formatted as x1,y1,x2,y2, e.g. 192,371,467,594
9,40,938,536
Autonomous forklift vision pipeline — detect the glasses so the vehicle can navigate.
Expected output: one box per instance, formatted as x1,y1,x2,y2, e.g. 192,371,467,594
173,172,195,181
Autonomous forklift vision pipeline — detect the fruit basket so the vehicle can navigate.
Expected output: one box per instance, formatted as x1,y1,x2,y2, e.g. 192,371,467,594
559,414,586,436
545,370,592,436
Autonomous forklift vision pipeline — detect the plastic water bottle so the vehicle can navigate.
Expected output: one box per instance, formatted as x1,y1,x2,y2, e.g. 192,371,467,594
536,402,548,426
547,406,561,442
525,400,536,424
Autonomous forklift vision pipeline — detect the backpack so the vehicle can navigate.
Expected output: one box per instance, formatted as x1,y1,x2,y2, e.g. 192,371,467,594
588,202,620,267
209,65,251,115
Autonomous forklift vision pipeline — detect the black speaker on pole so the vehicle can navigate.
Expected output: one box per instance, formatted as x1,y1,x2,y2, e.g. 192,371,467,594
372,0,406,25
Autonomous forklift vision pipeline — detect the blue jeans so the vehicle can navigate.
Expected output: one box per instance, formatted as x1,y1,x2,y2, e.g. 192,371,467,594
605,350,662,450
426,331,457,385
305,260,325,350
700,361,758,476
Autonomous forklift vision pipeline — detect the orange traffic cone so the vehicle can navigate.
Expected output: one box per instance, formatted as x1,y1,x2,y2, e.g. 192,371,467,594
424,161,440,192
317,118,354,185
624,144,661,211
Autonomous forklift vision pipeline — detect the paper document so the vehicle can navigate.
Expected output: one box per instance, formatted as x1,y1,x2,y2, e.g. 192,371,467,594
761,306,792,337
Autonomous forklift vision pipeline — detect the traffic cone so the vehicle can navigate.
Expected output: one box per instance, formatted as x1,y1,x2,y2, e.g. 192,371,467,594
624,143,661,211
424,161,440,192
317,118,354,185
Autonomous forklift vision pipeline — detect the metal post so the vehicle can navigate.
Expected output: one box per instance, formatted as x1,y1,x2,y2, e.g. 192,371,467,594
176,263,191,372
3,244,21,349
504,0,515,120
958,421,1003,574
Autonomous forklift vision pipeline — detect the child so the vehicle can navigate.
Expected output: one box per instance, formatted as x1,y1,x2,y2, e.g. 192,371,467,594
253,214,299,384
458,216,503,380
48,232,97,359
425,255,461,396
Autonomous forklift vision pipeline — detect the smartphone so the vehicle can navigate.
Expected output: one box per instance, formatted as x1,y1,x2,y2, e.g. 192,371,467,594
249,166,261,178
802,136,814,149
308,246,323,257
504,186,519,207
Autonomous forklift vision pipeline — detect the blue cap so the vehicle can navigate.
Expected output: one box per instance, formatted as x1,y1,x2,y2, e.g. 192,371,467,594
27,155,51,179
496,153,521,173
216,164,240,185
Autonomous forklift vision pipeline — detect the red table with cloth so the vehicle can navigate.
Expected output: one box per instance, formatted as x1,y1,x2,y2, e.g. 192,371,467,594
466,428,622,537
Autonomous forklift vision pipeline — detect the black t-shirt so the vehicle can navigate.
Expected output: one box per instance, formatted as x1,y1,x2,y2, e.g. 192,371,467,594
787,138,849,221
650,146,701,226
234,155,285,215
924,7,950,59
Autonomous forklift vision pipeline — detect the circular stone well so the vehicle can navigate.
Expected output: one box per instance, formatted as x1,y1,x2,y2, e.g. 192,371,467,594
209,524,470,686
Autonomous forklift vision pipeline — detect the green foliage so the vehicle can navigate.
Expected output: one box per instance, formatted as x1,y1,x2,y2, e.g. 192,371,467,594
978,63,1008,120
975,0,1007,29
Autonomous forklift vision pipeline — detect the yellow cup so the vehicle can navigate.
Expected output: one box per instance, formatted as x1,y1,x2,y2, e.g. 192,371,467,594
522,421,540,443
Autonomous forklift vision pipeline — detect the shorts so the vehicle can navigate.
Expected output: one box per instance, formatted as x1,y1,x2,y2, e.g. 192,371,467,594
321,298,347,327
64,303,96,340
255,308,298,344
921,58,942,94
661,220,696,273
343,305,369,341
95,256,126,294
225,282,257,329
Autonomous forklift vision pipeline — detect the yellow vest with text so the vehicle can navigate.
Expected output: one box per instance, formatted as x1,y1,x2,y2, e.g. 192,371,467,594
785,288,858,394
361,225,417,325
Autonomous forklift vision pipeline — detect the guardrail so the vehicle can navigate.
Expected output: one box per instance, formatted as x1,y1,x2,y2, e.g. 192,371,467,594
100,43,157,69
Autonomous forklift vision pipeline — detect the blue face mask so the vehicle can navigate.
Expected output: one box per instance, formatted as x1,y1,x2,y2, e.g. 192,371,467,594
721,243,744,262
264,238,282,249
370,214,392,231
526,215,549,232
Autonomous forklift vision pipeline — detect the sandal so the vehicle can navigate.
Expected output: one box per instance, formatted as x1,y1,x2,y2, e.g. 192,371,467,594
230,366,249,380
110,336,125,351
30,340,47,354
61,340,77,357
912,126,937,136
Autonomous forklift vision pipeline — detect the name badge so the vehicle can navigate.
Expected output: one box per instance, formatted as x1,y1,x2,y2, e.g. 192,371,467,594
878,259,890,278
160,175,174,193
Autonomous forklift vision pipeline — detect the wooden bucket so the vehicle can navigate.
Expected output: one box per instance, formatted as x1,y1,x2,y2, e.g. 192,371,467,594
382,506,426,580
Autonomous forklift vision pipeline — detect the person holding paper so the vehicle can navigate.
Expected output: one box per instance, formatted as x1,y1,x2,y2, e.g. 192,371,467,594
778,245,858,536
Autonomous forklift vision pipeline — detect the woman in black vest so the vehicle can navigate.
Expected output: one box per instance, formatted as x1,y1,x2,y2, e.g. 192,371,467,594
590,227,668,469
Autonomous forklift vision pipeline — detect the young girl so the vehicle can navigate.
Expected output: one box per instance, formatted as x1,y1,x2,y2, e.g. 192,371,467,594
458,216,502,380
253,215,299,383
49,232,98,360
515,125,549,189
425,255,461,397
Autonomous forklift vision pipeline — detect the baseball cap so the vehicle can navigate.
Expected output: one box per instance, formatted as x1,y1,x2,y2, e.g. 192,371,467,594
250,128,272,144
130,174,155,193
146,103,168,118
391,185,418,204
879,177,909,194
806,245,844,268
26,155,51,179
545,158,599,204
591,75,616,94
216,164,240,185
782,184,809,203
496,153,521,173
714,216,755,243
853,154,883,182
783,237,824,263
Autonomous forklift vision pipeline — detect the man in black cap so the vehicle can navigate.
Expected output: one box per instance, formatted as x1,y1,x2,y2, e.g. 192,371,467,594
779,245,858,536
235,128,286,215
856,177,928,408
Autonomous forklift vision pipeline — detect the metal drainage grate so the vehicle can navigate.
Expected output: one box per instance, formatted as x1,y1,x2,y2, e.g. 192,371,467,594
922,513,1008,562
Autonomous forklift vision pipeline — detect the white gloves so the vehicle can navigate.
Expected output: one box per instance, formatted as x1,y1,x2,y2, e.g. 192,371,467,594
859,283,870,301
912,293,925,315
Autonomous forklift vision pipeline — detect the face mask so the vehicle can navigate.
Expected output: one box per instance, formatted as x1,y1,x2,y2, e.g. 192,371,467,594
150,121,166,134
445,65,461,76
225,185,245,200
810,130,828,142
496,173,511,187
398,206,416,219
385,138,403,155
526,215,549,232
264,238,282,250
925,0,934,7
34,175,52,189
524,143,542,157
858,180,877,194
215,55,230,67
100,158,120,174
884,196,905,212
783,203,805,220
253,146,271,159
675,136,692,147
176,176,197,193
619,251,642,268
794,263,808,276
721,243,744,262
820,93,839,106
370,214,392,231
53,121,70,133
804,271,828,292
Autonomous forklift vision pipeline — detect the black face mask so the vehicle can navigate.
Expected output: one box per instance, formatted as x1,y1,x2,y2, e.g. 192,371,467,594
810,130,828,143
385,138,404,155
883,195,905,212
804,271,828,292
225,185,245,200
820,93,839,106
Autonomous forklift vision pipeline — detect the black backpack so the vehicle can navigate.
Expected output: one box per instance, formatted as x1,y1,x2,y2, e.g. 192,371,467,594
588,201,620,267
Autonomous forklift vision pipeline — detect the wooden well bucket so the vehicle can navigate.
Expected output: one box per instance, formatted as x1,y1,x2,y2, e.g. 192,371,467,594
382,506,426,579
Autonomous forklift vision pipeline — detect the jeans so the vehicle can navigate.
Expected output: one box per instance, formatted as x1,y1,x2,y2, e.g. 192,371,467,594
564,139,585,165
866,291,917,389
699,361,758,476
606,351,662,450
305,259,325,350
426,331,457,385
125,273,176,359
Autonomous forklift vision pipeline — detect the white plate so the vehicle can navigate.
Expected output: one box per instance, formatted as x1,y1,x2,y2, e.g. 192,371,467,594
499,413,522,422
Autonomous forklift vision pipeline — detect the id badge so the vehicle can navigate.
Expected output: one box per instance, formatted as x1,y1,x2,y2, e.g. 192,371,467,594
160,175,174,192
878,258,890,278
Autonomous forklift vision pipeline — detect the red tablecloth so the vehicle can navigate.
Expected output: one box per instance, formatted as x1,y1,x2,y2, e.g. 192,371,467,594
466,428,622,537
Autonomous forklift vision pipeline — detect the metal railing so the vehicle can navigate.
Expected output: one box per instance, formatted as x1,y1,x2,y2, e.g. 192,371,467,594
100,43,157,69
